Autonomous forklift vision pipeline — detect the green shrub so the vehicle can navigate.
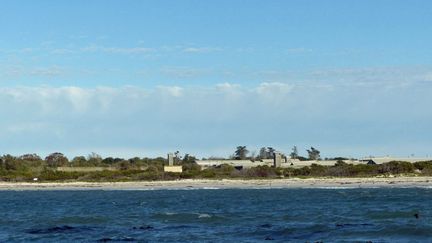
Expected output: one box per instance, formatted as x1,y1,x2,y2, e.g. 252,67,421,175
246,166,277,178
293,166,311,176
201,169,216,178
310,163,328,176
378,161,414,174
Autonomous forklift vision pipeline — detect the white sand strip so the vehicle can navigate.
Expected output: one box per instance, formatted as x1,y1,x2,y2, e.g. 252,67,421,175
0,177,431,190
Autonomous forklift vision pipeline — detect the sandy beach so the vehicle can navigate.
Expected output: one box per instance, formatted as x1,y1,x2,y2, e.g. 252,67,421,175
0,177,431,190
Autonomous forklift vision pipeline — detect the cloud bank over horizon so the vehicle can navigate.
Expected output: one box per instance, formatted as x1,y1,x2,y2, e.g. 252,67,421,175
1,79,431,159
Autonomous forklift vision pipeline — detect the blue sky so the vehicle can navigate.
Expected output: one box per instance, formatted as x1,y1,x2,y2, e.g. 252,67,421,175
0,0,431,159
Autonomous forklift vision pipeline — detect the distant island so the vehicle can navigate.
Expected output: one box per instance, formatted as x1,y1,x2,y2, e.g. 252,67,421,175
1,146,431,183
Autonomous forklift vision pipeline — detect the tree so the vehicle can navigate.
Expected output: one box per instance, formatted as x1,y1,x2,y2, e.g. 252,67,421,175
45,152,68,167
174,151,182,164
182,154,196,164
19,153,42,161
267,147,275,158
258,147,276,159
290,146,299,159
307,147,321,160
234,146,249,160
1,154,18,170
128,157,141,165
259,147,267,159
87,152,102,165
249,150,257,160
71,156,87,166
102,157,123,165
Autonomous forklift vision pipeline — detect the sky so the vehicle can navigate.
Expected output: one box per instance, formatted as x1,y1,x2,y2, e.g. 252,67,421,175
0,0,431,159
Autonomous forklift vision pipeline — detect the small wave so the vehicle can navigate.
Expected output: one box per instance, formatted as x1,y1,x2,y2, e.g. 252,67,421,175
198,213,211,218
120,188,156,191
132,225,154,231
164,187,202,191
335,223,374,228
259,223,273,228
161,212,212,218
164,225,198,230
27,225,92,234
313,186,358,189
97,236,136,242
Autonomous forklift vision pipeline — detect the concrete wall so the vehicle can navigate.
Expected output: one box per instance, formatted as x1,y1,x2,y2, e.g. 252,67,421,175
360,157,431,164
197,157,431,170
197,159,362,169
196,159,273,169
56,167,117,172
56,166,148,172
164,166,183,173
280,160,362,168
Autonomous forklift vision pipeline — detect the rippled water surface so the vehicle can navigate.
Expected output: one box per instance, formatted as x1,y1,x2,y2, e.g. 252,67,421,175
1,188,431,242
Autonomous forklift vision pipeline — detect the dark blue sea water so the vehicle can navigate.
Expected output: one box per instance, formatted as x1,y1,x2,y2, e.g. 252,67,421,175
0,188,431,242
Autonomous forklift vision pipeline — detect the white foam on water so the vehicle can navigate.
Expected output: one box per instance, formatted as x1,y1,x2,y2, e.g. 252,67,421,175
313,186,359,190
198,213,211,218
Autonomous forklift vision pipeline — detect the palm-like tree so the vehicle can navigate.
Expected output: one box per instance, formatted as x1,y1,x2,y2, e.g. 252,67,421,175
235,146,249,160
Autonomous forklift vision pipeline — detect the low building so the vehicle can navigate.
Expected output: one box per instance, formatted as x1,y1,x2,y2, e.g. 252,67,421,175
196,159,272,170
359,157,431,164
196,156,431,170
196,158,364,169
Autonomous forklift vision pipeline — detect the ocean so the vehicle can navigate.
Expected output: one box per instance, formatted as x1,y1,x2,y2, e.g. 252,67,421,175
0,188,431,242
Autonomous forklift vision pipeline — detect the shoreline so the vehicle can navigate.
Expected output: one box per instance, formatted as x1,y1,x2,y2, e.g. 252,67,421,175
0,177,431,190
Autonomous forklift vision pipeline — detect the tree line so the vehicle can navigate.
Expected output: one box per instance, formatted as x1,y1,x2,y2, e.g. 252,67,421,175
228,146,321,161
1,151,432,182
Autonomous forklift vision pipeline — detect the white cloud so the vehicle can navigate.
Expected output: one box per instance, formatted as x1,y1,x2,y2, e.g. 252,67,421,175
182,47,222,53
2,66,66,78
214,83,245,99
29,66,65,77
51,48,75,55
309,66,429,85
215,82,240,91
421,73,432,82
160,67,211,79
6,122,48,133
156,85,184,97
286,48,313,54
62,87,92,112
255,82,294,95
0,81,430,158
81,45,155,54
